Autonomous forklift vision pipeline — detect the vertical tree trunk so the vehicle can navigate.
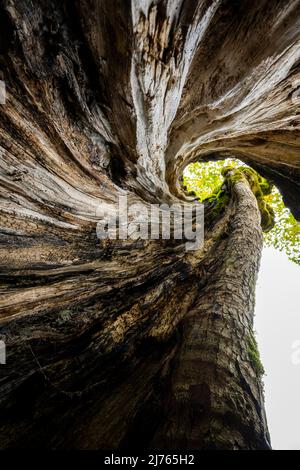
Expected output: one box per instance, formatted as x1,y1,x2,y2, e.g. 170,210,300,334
151,179,270,449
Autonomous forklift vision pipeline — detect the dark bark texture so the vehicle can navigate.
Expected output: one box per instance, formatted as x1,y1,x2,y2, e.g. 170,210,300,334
0,0,299,449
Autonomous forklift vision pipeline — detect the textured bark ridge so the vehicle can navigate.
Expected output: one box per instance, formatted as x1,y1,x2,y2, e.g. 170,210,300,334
151,178,269,449
0,0,299,449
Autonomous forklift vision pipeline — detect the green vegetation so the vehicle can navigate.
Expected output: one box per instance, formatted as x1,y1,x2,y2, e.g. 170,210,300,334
247,333,265,377
183,159,300,264
264,189,300,265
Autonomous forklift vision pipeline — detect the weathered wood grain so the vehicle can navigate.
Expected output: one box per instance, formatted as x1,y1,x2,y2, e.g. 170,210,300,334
0,0,299,449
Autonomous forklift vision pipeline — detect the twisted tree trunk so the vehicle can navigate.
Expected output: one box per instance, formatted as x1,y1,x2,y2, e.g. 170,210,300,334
0,0,299,449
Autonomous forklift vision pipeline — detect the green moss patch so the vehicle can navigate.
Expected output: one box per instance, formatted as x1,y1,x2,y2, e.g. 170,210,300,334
202,166,275,232
247,333,265,377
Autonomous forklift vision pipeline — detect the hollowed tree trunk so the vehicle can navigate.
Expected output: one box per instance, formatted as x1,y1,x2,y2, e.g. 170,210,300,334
0,0,299,449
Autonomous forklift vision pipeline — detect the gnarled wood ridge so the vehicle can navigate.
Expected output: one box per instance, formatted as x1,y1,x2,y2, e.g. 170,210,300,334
0,0,299,449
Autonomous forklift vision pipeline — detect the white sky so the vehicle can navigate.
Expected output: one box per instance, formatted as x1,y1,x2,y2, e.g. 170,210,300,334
254,246,300,450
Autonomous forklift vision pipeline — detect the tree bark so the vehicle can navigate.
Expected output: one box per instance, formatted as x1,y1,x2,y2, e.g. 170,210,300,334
0,0,299,449
151,178,270,449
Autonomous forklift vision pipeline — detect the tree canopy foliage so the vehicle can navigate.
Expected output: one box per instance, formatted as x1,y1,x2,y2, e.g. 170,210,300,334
183,159,300,265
